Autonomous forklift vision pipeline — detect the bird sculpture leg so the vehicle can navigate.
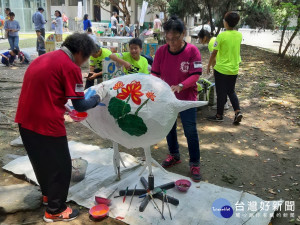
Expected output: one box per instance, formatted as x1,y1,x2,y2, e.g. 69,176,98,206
113,141,126,180
139,146,168,176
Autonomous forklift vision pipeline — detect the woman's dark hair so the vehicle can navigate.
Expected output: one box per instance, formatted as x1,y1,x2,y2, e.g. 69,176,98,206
55,10,62,17
12,49,19,55
224,11,240,28
5,8,11,12
87,27,92,33
83,14,88,21
156,14,159,19
8,12,15,17
129,38,143,49
198,29,211,40
61,33,97,59
163,15,185,34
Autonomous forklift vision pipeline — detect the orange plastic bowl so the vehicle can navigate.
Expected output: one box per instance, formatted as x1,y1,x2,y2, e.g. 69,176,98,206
69,110,88,122
89,204,109,219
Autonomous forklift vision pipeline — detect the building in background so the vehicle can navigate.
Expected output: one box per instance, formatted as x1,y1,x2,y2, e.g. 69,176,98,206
0,0,155,32
0,0,47,32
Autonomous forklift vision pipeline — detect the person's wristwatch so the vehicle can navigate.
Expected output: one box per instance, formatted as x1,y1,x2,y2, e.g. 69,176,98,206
178,83,184,90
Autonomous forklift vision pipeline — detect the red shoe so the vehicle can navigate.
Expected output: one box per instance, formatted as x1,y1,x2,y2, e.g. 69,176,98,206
43,196,48,206
190,166,202,182
161,155,181,168
43,207,79,223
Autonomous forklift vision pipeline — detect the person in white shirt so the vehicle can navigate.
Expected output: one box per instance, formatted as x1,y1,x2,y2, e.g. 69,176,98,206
52,10,63,35
111,12,118,36
153,14,162,31
86,27,99,44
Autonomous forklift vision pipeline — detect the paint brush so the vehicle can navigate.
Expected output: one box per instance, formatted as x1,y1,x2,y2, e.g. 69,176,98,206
164,189,172,220
123,186,129,203
162,190,165,219
139,187,162,198
107,187,118,199
147,189,165,220
128,184,137,211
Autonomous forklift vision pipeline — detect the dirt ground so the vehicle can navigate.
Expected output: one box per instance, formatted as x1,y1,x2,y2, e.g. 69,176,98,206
0,44,299,225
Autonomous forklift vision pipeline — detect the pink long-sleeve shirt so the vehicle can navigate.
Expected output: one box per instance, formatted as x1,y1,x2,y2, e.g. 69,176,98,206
151,42,202,101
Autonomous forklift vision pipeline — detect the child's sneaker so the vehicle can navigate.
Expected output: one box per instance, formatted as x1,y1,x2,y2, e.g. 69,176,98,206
233,112,243,125
190,166,202,182
42,196,48,206
161,155,181,168
43,207,79,223
207,115,224,122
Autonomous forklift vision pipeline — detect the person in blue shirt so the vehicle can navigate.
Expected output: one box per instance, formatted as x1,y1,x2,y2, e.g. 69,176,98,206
83,14,92,31
32,7,47,38
4,12,20,50
1,49,19,66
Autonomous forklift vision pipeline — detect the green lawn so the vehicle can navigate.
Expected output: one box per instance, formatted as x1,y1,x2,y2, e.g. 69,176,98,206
0,33,70,51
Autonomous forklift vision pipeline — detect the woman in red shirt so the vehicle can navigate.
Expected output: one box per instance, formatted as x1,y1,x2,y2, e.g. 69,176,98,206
15,33,106,222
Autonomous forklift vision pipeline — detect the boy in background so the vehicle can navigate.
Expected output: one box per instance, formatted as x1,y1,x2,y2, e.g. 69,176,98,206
1,49,19,66
198,29,229,110
110,38,149,74
18,50,31,64
36,30,46,56
207,11,242,125
85,44,112,89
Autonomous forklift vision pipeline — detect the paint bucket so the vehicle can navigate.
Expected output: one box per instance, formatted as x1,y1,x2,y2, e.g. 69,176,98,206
71,158,88,182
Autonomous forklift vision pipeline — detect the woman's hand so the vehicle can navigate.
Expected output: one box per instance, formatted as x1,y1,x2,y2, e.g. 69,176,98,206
171,85,183,93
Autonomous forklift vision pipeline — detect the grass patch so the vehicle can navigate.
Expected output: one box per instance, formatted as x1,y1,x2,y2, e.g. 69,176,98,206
0,33,70,51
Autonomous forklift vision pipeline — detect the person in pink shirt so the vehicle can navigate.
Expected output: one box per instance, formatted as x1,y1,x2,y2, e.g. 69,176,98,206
151,16,202,182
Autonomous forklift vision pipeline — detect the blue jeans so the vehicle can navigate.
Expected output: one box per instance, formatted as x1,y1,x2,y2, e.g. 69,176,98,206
8,35,19,50
166,108,200,166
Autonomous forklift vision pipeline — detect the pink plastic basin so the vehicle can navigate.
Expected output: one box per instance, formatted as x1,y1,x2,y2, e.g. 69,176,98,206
175,179,192,192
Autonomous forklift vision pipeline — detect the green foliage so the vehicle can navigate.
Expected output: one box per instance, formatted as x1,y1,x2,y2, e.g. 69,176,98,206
108,97,131,119
243,1,275,29
117,114,148,136
168,0,201,18
273,1,300,28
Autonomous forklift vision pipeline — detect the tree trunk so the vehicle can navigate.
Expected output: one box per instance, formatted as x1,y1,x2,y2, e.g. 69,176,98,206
215,1,231,36
205,0,214,35
281,13,300,57
279,17,288,56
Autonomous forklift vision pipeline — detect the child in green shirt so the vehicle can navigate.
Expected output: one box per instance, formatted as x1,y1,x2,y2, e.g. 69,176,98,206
85,45,113,89
198,29,229,110
206,11,243,125
110,38,149,75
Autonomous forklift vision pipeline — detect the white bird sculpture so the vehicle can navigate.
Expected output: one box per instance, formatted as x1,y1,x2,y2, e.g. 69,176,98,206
81,74,207,179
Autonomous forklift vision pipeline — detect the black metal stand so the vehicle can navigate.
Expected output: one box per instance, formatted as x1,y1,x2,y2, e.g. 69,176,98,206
119,175,179,212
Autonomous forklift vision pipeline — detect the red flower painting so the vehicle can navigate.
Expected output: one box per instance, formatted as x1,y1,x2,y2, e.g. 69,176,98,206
116,81,144,105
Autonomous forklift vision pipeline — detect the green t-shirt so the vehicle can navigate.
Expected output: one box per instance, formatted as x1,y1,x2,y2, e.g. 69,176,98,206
208,37,216,53
213,30,242,75
89,48,112,71
117,52,149,74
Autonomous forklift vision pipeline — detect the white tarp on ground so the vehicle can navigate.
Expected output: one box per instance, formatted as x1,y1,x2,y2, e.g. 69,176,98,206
3,141,281,225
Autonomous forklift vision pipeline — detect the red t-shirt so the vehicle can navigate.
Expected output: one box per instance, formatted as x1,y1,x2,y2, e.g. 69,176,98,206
151,42,202,101
15,50,84,137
